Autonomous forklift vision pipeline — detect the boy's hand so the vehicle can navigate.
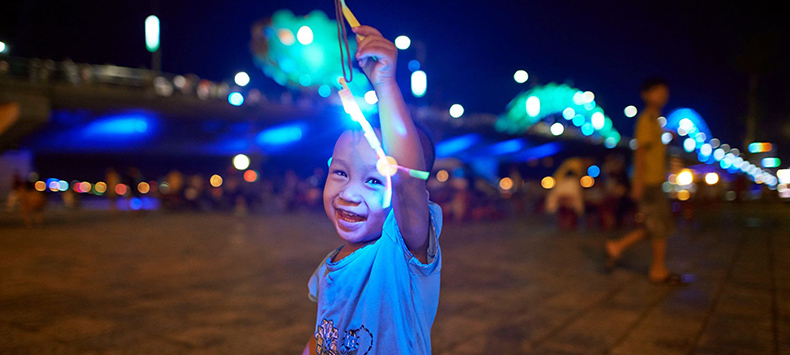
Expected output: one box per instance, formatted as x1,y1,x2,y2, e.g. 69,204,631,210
353,26,397,89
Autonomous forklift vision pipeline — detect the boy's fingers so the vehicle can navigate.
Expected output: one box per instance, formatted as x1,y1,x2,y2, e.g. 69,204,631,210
356,45,395,63
352,25,382,38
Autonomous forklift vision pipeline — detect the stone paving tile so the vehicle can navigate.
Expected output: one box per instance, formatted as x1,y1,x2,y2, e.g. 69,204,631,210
1,203,788,353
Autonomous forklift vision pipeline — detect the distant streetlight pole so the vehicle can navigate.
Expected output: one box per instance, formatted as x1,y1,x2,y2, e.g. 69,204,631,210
145,14,161,73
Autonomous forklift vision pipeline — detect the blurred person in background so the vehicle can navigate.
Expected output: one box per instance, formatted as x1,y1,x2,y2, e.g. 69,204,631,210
605,78,683,285
601,153,633,229
546,169,584,230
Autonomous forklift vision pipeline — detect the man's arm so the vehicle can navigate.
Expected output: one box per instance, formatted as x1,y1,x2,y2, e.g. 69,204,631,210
354,26,430,262
302,337,316,355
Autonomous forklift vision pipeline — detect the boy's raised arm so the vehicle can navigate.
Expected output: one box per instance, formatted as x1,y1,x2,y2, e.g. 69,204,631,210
354,26,431,263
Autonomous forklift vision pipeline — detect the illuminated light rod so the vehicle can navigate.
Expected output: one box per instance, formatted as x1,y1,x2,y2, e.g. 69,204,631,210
336,79,429,207
748,142,773,153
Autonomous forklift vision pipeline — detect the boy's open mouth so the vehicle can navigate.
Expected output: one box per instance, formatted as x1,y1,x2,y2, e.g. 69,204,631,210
336,209,367,223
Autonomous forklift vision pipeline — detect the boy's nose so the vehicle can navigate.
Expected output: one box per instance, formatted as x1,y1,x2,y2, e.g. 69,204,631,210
338,185,363,205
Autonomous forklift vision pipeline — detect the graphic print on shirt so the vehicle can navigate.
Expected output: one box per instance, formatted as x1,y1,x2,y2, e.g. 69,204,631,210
314,318,373,355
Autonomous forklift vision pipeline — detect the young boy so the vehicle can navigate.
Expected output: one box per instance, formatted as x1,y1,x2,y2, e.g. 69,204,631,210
605,78,682,284
302,26,442,355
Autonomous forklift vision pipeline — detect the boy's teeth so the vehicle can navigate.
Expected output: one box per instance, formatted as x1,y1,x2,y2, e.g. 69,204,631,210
339,209,365,222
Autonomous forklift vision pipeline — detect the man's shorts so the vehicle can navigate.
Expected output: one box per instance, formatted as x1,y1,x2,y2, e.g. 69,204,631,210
636,185,673,239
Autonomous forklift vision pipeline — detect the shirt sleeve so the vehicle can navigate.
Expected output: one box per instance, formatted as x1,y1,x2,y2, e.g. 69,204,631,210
385,201,443,277
307,250,336,302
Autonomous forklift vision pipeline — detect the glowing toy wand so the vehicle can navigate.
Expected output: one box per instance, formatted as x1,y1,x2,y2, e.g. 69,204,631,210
337,78,429,208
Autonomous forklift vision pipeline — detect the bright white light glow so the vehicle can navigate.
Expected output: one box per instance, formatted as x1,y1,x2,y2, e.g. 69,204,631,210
145,15,160,53
677,169,693,185
363,90,378,104
661,132,673,145
228,92,244,106
449,104,464,118
514,70,529,83
683,138,696,152
624,105,637,118
583,91,595,103
550,123,564,136
411,70,427,98
657,116,666,127
572,92,584,105
234,72,250,87
591,112,605,130
394,35,411,50
700,143,712,156
0,41,6,53
713,148,725,161
297,26,314,45
233,154,250,170
562,108,575,120
526,96,540,117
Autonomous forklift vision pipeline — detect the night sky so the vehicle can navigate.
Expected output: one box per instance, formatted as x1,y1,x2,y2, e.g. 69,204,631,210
2,0,789,157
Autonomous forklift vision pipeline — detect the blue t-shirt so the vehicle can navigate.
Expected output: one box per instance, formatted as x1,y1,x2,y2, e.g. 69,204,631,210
308,202,443,355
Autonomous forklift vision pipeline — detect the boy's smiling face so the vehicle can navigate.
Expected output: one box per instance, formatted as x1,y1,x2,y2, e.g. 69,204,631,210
324,130,390,244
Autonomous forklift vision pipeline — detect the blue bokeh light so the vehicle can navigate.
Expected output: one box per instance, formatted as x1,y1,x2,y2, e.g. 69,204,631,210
228,92,244,106
587,165,600,178
255,123,304,146
436,134,481,158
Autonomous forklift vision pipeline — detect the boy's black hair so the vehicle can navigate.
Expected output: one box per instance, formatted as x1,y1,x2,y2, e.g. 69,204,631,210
640,77,669,93
413,120,436,173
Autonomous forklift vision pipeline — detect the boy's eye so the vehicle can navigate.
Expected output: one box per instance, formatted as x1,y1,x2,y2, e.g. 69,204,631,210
332,170,348,178
366,177,383,186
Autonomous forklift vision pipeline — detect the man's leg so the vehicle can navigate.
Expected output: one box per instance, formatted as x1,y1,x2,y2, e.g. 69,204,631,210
606,227,646,260
648,237,669,281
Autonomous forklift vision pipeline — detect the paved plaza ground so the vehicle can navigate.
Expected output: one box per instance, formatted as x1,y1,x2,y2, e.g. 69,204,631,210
1,202,789,354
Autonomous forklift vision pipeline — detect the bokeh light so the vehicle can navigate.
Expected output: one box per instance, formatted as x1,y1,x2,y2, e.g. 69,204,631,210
587,165,600,178
449,104,464,119
580,176,594,188
296,26,314,45
661,132,673,145
436,170,449,182
138,182,150,194
677,169,693,185
411,70,427,98
705,172,719,185
34,181,46,191
233,154,250,170
499,177,514,190
234,72,250,87
115,184,128,196
210,174,223,187
541,176,556,189
228,92,244,106
513,70,529,83
562,108,575,120
550,122,564,136
95,182,107,194
526,96,540,117
394,35,411,50
677,190,690,201
624,105,637,118
364,90,378,105
244,170,259,182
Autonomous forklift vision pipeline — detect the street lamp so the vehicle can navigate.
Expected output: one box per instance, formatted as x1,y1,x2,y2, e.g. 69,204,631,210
145,15,161,72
